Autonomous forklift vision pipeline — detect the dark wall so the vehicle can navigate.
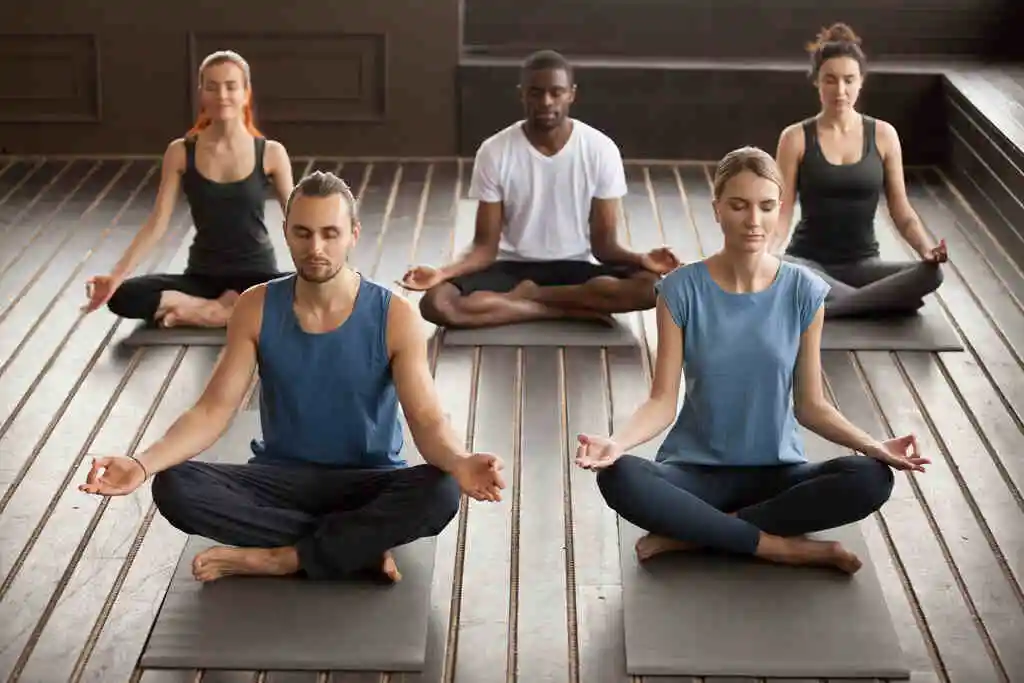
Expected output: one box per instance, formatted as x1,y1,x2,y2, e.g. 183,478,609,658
458,60,948,164
0,0,460,156
464,0,1012,60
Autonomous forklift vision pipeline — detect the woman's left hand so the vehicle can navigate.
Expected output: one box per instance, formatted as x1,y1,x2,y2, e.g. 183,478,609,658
866,434,930,472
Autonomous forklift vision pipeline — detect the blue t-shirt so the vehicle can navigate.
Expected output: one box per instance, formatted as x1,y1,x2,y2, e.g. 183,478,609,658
654,260,830,467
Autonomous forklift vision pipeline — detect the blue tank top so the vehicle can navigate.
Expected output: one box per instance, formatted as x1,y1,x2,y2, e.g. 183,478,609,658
249,274,406,468
654,260,830,467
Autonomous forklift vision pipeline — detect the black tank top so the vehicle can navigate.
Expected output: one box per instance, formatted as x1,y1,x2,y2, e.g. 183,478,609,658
182,135,278,276
785,115,884,264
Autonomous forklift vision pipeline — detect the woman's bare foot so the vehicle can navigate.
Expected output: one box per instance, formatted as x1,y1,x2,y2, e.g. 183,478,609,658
757,535,862,574
635,533,697,561
381,550,402,583
192,546,300,582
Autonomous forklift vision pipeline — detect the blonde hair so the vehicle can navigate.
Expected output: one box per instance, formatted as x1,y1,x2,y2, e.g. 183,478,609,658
188,50,262,137
712,146,784,201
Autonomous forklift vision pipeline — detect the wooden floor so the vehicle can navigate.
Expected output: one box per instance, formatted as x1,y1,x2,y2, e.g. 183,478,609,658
0,154,1022,683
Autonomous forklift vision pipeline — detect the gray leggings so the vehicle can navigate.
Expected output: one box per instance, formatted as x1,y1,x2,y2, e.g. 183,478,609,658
784,255,943,319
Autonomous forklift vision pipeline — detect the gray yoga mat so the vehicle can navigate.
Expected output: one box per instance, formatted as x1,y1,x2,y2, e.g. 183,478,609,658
122,216,293,347
820,299,963,351
441,315,640,347
618,455,909,678
140,412,438,672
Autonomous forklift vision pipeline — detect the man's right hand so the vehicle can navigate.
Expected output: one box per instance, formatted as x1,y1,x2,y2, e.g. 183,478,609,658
398,265,445,292
78,455,148,496
82,274,121,313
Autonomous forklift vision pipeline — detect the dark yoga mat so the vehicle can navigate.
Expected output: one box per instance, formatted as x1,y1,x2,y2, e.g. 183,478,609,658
618,445,910,678
820,299,963,351
122,217,293,348
140,412,438,672
441,315,641,347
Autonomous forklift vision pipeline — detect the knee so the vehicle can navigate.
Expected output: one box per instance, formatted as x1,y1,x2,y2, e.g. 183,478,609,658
631,272,659,309
150,464,199,529
845,456,895,511
106,280,151,320
421,468,462,533
419,286,461,327
595,457,634,508
927,262,945,290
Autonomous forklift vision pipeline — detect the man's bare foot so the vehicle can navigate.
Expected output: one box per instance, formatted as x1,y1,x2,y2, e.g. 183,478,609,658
758,536,862,574
381,551,402,583
635,533,697,561
192,546,300,582
508,280,541,300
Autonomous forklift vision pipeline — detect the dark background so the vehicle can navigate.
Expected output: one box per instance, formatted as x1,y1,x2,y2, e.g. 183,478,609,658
0,0,1018,160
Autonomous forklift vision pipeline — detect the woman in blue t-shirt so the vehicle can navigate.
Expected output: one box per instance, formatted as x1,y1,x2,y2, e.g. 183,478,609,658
576,146,929,574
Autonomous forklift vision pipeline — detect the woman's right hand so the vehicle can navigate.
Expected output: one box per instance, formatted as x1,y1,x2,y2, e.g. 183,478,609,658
82,274,121,313
78,455,148,496
574,434,624,470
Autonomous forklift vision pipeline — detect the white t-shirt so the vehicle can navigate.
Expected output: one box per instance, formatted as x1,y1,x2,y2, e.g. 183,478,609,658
467,119,628,262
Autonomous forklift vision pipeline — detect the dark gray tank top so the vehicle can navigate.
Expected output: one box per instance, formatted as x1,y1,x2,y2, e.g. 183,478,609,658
785,115,884,264
182,136,278,276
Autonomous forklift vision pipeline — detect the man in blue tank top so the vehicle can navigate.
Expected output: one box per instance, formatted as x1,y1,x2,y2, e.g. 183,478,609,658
78,171,506,583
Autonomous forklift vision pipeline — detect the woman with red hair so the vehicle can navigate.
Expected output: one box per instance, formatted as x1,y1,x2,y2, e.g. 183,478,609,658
84,50,295,329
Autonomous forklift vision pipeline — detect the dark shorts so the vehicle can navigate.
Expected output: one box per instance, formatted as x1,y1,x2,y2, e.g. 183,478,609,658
447,259,643,295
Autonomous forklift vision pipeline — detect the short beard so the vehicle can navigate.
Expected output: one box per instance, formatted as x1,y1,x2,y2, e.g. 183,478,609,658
296,262,344,284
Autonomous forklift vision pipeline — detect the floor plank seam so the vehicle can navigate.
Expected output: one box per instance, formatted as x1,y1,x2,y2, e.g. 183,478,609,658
558,349,582,683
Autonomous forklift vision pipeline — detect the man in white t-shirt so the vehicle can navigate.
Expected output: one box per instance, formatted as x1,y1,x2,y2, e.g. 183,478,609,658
399,50,679,329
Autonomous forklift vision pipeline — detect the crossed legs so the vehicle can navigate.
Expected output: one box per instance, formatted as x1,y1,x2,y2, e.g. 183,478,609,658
596,454,895,573
785,255,943,319
107,271,282,328
419,259,658,329
151,460,462,582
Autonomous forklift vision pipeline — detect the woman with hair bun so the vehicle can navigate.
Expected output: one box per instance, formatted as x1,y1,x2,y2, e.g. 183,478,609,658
772,23,947,319
83,50,295,329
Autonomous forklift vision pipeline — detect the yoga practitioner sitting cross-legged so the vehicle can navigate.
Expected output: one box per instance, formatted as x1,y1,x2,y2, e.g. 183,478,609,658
772,23,947,319
79,171,506,583
82,50,294,329
576,147,929,574
399,50,679,329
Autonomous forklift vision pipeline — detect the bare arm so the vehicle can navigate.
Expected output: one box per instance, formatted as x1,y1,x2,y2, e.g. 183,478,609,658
769,124,803,255
109,139,186,281
135,286,263,475
437,200,502,280
589,198,645,266
264,140,295,212
880,121,935,258
793,305,886,454
610,296,683,449
388,295,471,471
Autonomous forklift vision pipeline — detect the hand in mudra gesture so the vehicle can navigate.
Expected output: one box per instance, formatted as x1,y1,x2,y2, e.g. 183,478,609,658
78,455,148,496
868,434,930,472
641,247,681,275
574,434,624,470
398,265,444,292
453,453,506,502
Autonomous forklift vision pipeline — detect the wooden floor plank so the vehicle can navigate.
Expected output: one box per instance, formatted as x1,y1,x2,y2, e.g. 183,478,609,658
565,348,629,683
0,159,68,245
517,348,573,682
0,159,99,285
451,347,517,683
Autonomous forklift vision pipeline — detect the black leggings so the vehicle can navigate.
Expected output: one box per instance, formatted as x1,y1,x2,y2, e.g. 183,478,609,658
151,460,462,580
596,454,894,555
107,271,282,322
784,255,943,319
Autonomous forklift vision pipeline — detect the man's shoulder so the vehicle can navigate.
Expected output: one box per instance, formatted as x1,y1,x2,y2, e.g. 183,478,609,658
476,121,526,157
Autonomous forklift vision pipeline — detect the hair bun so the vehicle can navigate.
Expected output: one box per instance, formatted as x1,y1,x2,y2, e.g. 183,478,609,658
806,22,861,53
